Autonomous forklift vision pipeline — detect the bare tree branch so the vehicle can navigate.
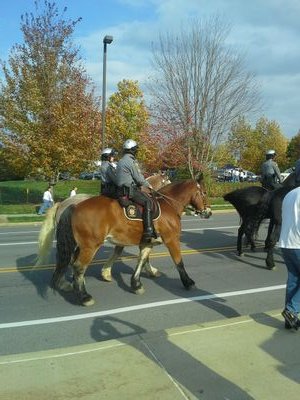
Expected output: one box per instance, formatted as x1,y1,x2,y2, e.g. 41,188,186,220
148,16,261,176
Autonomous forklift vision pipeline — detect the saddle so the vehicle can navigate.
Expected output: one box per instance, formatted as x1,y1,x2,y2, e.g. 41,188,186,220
118,193,161,221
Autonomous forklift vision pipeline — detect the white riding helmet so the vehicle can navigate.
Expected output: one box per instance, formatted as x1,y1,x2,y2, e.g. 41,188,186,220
123,139,137,150
266,149,276,156
101,148,114,156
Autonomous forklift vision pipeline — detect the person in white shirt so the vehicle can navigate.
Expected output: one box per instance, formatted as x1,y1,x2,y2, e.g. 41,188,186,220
278,186,300,330
38,186,54,215
70,186,77,197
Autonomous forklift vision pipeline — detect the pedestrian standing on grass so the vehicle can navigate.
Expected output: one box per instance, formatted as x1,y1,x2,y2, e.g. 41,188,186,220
70,186,77,197
38,186,54,215
279,186,300,330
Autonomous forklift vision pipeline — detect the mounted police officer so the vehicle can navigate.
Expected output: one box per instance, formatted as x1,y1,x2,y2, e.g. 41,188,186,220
99,148,118,197
116,139,162,245
261,149,283,190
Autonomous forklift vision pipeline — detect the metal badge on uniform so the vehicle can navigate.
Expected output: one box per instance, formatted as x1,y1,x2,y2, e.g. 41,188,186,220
127,205,137,218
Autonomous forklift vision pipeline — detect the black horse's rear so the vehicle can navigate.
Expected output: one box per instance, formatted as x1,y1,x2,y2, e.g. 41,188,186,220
223,186,267,218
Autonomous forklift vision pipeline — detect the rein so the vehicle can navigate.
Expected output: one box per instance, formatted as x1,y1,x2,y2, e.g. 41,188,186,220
151,189,183,217
151,184,208,217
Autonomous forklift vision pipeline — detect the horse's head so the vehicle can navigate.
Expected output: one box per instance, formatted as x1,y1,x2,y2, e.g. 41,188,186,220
190,173,212,218
147,171,171,190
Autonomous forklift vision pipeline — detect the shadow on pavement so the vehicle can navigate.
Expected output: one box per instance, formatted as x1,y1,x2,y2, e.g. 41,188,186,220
90,315,255,399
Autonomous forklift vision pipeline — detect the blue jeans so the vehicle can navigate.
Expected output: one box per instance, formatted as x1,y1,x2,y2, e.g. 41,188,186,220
38,200,53,215
281,248,300,315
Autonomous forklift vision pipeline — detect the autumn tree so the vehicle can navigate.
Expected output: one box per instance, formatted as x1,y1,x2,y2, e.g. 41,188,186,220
0,1,101,181
105,79,158,168
286,130,300,165
228,116,289,173
148,17,260,177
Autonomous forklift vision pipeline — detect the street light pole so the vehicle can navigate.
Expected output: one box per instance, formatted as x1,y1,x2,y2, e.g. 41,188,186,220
101,35,113,152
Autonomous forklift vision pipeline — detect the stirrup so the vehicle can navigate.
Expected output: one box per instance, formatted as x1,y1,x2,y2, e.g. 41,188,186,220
141,233,163,245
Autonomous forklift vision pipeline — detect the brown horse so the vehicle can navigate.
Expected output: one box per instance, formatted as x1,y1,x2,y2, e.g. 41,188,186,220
52,175,211,306
36,171,171,266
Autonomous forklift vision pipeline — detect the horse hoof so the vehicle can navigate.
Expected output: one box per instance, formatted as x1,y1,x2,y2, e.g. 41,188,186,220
145,269,161,278
101,270,112,282
133,287,145,295
60,281,73,292
237,252,244,257
266,266,276,271
82,296,95,306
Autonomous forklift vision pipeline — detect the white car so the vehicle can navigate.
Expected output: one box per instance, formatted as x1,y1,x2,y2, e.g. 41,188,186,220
281,167,294,181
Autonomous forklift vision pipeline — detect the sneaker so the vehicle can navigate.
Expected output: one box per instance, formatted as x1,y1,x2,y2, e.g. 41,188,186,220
282,309,299,331
285,321,292,330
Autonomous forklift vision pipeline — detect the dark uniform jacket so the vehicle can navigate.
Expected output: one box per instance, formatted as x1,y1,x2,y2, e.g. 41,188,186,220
100,161,117,196
116,154,149,190
261,159,282,189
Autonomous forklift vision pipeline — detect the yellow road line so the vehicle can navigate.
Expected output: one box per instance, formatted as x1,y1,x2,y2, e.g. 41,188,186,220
0,245,264,274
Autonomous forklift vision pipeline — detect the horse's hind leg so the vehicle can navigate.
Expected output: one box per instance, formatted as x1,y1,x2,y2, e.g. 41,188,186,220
131,245,153,295
72,247,98,306
101,245,124,282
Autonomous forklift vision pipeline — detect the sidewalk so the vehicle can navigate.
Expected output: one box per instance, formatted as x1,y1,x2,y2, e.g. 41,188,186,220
1,311,299,400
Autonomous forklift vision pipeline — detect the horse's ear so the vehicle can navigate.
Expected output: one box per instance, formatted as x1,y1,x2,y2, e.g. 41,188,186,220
195,171,204,183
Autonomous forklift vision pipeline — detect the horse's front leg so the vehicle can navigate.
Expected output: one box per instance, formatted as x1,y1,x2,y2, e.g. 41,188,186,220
237,221,245,256
264,219,274,251
143,255,161,278
165,238,195,290
266,222,281,270
101,245,124,282
131,245,153,294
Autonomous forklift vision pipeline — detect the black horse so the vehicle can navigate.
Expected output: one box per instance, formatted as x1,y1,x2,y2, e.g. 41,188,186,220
224,172,296,269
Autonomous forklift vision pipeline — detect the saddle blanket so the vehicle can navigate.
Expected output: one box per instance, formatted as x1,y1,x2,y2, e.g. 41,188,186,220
122,203,161,221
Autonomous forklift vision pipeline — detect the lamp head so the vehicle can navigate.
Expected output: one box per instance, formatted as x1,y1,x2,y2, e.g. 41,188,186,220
103,35,113,44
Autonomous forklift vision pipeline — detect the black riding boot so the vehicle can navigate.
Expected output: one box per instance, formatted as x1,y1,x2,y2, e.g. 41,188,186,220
141,208,162,245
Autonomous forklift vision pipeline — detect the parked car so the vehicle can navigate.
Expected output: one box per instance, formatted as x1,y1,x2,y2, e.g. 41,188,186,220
58,172,71,180
80,171,102,180
79,172,94,180
244,171,260,182
281,167,294,181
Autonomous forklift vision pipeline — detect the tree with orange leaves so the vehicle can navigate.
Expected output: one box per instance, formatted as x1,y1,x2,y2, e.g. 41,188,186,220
0,1,101,181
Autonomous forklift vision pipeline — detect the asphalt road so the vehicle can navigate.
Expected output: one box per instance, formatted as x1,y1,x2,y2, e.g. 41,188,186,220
0,212,287,357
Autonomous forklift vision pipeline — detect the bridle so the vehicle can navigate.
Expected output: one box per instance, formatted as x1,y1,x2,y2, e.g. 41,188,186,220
152,182,211,218
192,183,212,218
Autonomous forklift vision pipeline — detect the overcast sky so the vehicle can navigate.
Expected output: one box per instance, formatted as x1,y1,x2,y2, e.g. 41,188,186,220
1,0,299,138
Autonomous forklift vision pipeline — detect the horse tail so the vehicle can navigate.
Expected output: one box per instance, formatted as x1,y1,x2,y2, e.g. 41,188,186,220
35,202,60,266
52,205,77,289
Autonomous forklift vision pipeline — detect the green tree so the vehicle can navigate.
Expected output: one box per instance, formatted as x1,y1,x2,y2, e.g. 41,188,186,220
0,1,101,181
105,79,154,164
